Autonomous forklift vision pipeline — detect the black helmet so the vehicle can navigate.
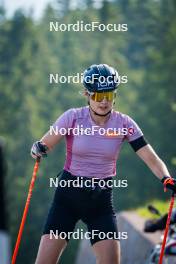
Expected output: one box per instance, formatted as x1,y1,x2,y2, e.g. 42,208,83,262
83,64,119,93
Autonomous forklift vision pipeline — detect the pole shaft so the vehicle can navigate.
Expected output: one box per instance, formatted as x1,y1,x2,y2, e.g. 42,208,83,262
158,193,175,264
11,159,40,264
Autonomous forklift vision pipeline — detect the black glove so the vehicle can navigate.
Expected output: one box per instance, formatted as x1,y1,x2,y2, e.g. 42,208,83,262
31,141,49,159
161,176,176,193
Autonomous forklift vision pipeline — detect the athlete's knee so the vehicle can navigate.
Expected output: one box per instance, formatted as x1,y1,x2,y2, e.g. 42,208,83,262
96,252,120,264
93,239,120,264
35,234,67,264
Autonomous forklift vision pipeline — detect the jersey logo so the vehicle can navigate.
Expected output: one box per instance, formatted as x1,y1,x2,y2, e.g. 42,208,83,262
128,127,135,135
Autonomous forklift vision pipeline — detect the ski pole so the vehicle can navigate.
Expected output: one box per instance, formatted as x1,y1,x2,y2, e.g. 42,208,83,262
11,157,41,264
158,192,175,264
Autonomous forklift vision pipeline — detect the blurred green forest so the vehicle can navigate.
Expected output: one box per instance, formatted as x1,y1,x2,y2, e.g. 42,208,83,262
0,0,176,263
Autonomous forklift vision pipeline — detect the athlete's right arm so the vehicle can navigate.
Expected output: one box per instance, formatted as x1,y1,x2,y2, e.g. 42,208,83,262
41,130,64,149
31,109,73,159
31,132,64,159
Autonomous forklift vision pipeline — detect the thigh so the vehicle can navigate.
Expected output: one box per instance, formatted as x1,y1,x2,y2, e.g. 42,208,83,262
36,188,80,263
84,212,120,263
35,234,67,264
43,187,79,242
92,239,120,264
85,213,119,245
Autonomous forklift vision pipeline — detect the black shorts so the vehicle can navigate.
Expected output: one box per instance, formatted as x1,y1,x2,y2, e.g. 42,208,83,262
43,170,119,245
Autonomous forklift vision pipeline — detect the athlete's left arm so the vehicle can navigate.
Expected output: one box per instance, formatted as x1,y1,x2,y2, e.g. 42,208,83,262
136,144,171,180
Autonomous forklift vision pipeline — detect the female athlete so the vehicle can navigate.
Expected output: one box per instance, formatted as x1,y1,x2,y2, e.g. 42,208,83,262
31,64,176,264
